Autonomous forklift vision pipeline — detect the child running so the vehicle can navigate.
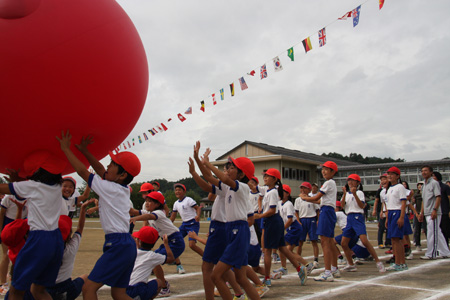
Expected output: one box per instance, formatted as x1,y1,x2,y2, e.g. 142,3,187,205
58,131,140,300
340,174,385,273
300,161,339,282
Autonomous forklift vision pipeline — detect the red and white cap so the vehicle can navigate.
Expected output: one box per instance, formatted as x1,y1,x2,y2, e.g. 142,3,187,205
147,191,165,205
264,168,281,180
347,174,361,182
387,166,401,175
282,184,291,194
139,182,154,193
322,161,338,171
62,176,77,187
132,226,159,244
300,182,312,190
108,151,141,177
229,156,255,181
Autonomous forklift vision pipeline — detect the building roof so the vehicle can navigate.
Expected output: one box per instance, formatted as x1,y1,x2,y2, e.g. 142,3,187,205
336,159,450,171
216,141,360,167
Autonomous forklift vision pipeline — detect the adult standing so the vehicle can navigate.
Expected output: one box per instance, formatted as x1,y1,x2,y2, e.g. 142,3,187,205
432,172,450,248
412,182,426,252
419,166,450,259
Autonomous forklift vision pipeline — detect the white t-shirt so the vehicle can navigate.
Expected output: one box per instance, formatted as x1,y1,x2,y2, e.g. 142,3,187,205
336,211,347,230
294,196,318,218
211,183,227,223
129,249,166,285
380,188,388,212
280,201,295,224
66,190,81,213
386,183,407,211
56,232,81,283
249,188,261,213
249,225,259,246
319,179,337,208
149,210,179,237
222,181,251,222
172,197,198,222
262,188,279,214
1,195,28,220
343,191,365,214
88,174,130,234
10,181,61,231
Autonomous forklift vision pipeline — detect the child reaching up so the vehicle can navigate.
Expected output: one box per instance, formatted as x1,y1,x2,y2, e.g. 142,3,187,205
57,131,140,300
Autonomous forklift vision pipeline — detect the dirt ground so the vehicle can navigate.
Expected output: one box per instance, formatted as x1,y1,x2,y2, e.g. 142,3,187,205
5,219,450,299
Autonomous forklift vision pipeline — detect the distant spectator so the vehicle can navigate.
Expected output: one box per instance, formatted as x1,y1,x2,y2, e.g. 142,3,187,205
432,172,450,247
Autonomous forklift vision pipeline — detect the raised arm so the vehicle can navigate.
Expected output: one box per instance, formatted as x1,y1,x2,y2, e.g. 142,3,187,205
203,155,236,189
74,135,106,177
56,131,92,182
76,198,95,235
75,186,91,207
194,142,219,186
188,157,213,193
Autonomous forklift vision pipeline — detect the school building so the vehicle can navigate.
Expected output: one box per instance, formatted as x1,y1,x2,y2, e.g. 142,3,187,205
212,141,450,196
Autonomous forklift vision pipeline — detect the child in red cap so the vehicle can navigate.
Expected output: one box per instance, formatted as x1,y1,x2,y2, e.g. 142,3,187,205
57,131,141,300
60,176,91,219
0,149,66,299
127,227,174,300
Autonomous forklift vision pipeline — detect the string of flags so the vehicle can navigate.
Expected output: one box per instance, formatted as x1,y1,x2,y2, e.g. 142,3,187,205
118,0,386,152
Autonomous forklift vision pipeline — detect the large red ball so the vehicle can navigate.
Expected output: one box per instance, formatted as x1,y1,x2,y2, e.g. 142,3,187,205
0,0,148,174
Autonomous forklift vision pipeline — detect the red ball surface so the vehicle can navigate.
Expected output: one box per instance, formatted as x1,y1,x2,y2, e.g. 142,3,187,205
0,0,148,174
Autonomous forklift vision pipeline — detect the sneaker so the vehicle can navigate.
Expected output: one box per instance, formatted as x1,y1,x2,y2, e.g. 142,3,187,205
256,285,270,298
270,272,282,279
314,272,334,282
353,257,364,265
0,284,9,296
343,264,357,272
337,257,347,265
273,267,288,275
385,249,393,254
385,256,395,264
306,262,315,275
413,245,422,253
233,294,248,300
158,281,171,297
420,256,434,260
260,253,265,263
177,264,186,274
272,253,280,264
262,278,271,287
378,244,385,249
331,269,341,278
406,253,413,260
405,246,412,256
297,265,307,286
313,261,320,268
401,264,408,270
386,264,403,271
377,262,386,273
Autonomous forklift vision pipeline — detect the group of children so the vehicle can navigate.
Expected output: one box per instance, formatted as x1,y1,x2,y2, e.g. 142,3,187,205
0,131,433,300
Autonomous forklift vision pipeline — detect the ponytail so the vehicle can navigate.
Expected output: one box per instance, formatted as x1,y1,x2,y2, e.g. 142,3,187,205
276,179,284,199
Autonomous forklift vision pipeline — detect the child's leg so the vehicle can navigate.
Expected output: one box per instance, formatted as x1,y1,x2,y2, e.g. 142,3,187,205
82,278,103,300
0,243,9,284
341,236,354,265
279,248,287,269
211,262,233,300
233,267,260,300
311,241,319,261
263,248,272,279
321,236,333,271
245,266,264,286
201,261,215,300
153,265,167,289
252,265,266,276
189,240,204,256
359,234,381,262
111,287,133,300
297,241,304,256
392,237,405,264
279,246,305,268
223,269,244,296
8,285,25,300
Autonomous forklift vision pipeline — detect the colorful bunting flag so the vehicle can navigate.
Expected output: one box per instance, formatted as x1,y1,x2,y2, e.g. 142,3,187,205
167,118,172,122
185,107,192,114
200,100,205,112
212,93,216,105
143,133,148,140
273,56,283,72
287,47,294,61
153,127,158,133
220,88,224,100
248,70,256,76
318,28,326,47
160,123,168,131
338,11,352,20
127,141,131,148
138,136,142,143
260,64,267,79
178,113,186,122
302,37,312,53
352,6,361,27
148,129,155,136
123,143,127,149
132,138,135,146
379,0,385,10
239,77,248,90
230,83,235,96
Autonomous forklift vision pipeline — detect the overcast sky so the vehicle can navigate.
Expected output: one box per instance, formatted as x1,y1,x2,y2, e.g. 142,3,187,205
87,0,450,183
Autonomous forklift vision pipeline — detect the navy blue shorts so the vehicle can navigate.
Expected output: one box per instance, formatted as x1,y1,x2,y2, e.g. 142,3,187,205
203,221,227,264
247,244,262,267
285,226,302,246
220,221,249,269
335,233,358,248
12,229,64,291
264,214,285,249
46,277,84,300
88,233,137,288
343,213,367,238
403,214,413,235
299,217,318,241
126,280,158,300
179,219,200,241
155,231,185,259
352,244,370,258
316,206,336,238
387,210,404,239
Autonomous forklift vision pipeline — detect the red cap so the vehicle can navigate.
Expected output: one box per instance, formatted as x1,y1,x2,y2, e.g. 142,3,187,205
229,156,255,181
380,173,388,179
139,182,154,193
147,191,165,205
347,174,361,182
59,215,72,241
132,226,159,244
282,184,291,194
20,150,67,178
264,168,281,180
387,166,401,175
300,182,312,190
62,176,77,187
108,151,141,177
1,219,29,248
336,201,341,207
322,161,338,171
151,181,160,188
174,183,186,191
251,176,259,184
